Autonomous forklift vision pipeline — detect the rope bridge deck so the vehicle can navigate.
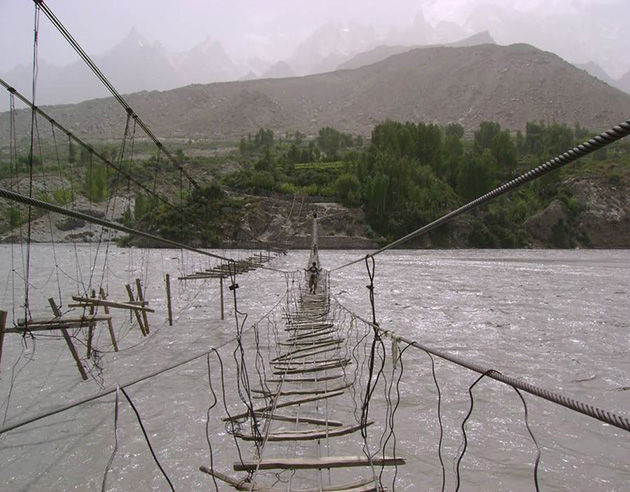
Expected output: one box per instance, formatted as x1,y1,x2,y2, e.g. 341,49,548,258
202,280,404,491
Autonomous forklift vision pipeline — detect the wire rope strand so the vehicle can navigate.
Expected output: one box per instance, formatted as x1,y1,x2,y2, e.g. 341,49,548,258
33,0,198,190
120,387,175,491
101,386,120,492
0,79,177,211
331,295,630,432
331,119,630,272
0,187,233,262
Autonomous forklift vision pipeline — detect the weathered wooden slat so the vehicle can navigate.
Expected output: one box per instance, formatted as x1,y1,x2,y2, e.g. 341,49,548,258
199,467,378,491
287,330,344,344
5,322,102,333
274,357,348,367
99,287,119,352
274,359,350,375
274,345,342,363
135,278,151,334
279,335,338,346
273,357,347,369
223,389,345,421
282,334,335,344
273,340,342,361
238,422,371,441
255,412,344,427
265,374,343,384
17,315,111,326
71,296,155,313
234,455,405,471
286,324,333,332
252,382,352,397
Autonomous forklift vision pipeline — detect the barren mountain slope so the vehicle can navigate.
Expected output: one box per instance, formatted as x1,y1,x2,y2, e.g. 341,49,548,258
4,43,630,140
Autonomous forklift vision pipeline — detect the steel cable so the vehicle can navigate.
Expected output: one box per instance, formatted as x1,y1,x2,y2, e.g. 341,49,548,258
331,296,630,432
0,187,233,262
33,0,199,190
0,79,177,211
331,119,630,272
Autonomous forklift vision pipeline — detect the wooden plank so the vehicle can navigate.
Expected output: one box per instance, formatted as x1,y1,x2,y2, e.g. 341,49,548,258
100,288,118,352
0,310,7,371
252,383,352,397
135,278,150,334
60,328,89,381
286,324,333,332
18,315,112,326
86,290,96,358
266,374,343,384
125,285,147,336
71,296,154,313
234,455,406,471
220,276,224,321
274,359,350,375
4,323,101,333
48,298,88,381
165,274,173,326
199,467,255,491
287,329,339,341
254,412,343,427
273,345,341,363
283,334,338,345
287,319,332,325
273,340,342,361
199,468,378,492
238,422,370,442
274,357,348,367
223,389,345,421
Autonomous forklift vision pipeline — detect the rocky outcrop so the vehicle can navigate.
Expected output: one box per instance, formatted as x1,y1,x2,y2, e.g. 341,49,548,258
524,199,568,246
236,194,379,249
567,178,630,248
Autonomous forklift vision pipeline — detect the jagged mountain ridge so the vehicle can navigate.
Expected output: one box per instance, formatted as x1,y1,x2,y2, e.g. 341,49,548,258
4,43,630,141
1,29,240,106
337,31,495,71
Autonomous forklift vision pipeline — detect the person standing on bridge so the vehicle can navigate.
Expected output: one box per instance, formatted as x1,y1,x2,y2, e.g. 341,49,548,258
306,262,321,294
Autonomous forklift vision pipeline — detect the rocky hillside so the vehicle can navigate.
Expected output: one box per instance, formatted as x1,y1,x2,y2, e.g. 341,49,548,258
0,187,379,249
232,194,378,249
3,43,630,141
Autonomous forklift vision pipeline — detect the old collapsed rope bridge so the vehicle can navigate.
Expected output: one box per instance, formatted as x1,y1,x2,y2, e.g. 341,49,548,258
0,1,629,491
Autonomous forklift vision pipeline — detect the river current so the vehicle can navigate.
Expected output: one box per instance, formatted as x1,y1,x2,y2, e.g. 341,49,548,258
0,245,628,491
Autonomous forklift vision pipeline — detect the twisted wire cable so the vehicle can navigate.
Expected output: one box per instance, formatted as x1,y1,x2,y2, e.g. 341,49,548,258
0,79,177,211
332,119,630,271
33,0,199,190
331,296,630,432
0,187,232,262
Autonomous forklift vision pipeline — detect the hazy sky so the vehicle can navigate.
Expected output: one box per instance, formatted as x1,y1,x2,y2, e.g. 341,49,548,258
1,0,628,74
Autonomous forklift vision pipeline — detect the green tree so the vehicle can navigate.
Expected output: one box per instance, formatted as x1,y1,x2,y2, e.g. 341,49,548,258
445,123,464,138
443,133,464,188
474,121,501,154
254,128,274,149
317,127,343,160
489,130,517,171
254,149,274,171
457,150,496,201
83,164,109,202
335,173,361,206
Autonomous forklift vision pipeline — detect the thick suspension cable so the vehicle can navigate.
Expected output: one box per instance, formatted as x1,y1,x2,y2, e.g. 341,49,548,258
33,0,199,190
332,297,630,433
0,187,231,262
332,119,630,271
0,78,177,211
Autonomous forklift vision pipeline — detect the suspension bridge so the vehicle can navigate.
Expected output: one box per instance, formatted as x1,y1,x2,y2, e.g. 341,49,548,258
0,1,629,491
